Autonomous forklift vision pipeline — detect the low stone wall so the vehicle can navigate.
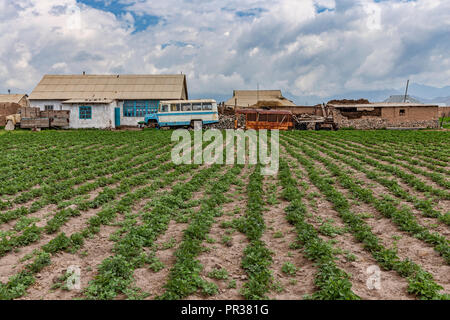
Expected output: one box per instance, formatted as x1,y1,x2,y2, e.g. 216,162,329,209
336,118,439,130
332,109,440,130
210,114,245,129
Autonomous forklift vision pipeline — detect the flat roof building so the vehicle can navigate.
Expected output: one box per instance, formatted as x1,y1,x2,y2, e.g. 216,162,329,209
328,102,440,129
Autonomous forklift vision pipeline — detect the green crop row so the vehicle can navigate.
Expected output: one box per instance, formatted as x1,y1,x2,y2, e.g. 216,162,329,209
280,137,448,300
278,158,359,300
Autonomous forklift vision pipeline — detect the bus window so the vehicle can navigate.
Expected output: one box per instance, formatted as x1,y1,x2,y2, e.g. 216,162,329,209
202,103,213,111
160,104,169,112
171,104,181,112
182,103,192,111
192,103,202,111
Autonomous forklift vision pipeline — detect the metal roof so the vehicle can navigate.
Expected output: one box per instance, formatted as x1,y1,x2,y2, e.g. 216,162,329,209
225,90,296,108
29,74,188,101
0,94,28,104
329,103,439,108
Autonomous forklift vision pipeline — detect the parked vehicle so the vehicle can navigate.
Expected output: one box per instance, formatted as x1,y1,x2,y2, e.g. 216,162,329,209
144,99,219,128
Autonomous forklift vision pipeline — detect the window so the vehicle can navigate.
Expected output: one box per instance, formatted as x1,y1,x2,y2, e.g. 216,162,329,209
123,100,160,117
160,104,169,112
147,100,159,114
124,101,135,117
399,109,406,116
79,106,92,119
202,103,213,111
192,103,202,111
44,105,54,111
135,101,147,117
170,104,181,112
182,103,192,111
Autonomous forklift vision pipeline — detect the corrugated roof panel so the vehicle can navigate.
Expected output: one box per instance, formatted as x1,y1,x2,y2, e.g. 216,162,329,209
93,84,106,92
29,74,187,100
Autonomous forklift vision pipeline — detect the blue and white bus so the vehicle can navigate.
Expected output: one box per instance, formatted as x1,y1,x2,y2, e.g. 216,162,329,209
144,99,219,128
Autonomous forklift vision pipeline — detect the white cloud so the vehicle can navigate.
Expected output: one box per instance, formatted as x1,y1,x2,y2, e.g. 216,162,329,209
0,0,449,103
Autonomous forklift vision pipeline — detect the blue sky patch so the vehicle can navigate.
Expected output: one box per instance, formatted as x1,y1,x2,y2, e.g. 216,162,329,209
77,0,160,33
235,8,266,18
315,4,335,14
161,41,193,50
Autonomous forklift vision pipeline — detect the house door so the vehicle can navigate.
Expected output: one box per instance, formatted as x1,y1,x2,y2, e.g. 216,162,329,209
115,108,120,127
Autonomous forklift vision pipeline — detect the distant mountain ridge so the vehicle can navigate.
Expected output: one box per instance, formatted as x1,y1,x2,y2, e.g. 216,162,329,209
384,95,422,103
289,82,450,106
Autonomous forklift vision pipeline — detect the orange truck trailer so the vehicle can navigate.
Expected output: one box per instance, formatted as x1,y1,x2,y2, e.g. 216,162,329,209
235,109,294,130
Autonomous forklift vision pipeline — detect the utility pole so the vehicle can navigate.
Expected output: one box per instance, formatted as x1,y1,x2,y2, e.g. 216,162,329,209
257,83,259,103
403,79,410,103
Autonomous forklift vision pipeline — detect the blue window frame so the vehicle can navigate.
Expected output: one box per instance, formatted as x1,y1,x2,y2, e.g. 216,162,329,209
123,100,159,117
79,106,92,119
123,101,135,117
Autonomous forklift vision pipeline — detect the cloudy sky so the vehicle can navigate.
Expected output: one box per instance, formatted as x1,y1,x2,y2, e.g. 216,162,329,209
1,0,449,104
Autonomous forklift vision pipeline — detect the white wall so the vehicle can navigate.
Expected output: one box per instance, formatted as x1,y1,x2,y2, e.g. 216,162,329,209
117,101,145,127
31,100,64,111
30,100,116,129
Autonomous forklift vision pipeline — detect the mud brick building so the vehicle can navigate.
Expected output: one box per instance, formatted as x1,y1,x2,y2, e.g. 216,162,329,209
329,103,440,129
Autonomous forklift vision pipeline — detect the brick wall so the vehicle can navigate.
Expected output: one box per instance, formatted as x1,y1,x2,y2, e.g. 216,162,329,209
439,107,450,118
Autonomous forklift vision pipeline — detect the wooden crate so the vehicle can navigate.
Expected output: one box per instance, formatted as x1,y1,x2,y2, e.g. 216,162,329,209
51,118,70,127
40,110,70,119
21,118,50,129
19,107,40,119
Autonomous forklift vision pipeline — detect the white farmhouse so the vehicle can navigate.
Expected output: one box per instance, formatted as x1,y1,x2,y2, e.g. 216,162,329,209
28,74,188,129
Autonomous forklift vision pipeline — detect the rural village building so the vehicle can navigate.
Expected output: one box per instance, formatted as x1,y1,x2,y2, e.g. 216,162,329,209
0,94,30,108
224,90,296,109
0,94,29,126
28,74,188,129
329,102,440,129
